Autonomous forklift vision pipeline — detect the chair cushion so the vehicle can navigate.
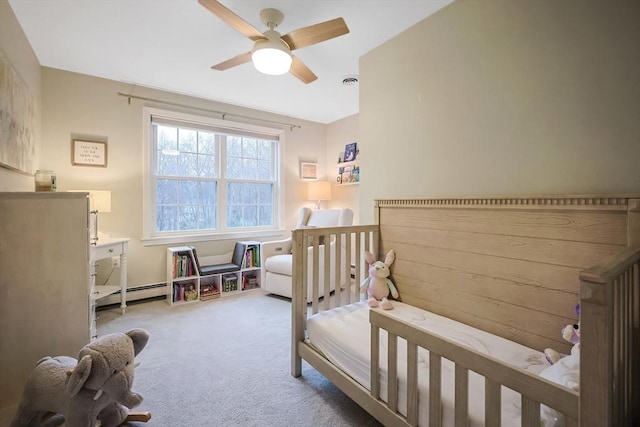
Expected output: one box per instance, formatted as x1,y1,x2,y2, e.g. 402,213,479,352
200,263,240,275
264,254,292,276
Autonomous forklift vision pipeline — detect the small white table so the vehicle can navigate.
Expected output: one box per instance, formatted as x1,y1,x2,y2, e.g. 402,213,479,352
91,238,129,314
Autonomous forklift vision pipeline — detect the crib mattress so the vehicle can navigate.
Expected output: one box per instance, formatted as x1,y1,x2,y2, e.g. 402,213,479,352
306,301,560,427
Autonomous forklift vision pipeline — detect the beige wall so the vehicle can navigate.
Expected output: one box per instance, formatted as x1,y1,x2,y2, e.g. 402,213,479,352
2,0,360,292
359,0,640,223
41,68,335,289
326,114,360,222
0,0,41,190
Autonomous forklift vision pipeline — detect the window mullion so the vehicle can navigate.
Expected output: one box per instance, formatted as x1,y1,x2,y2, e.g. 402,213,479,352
218,134,227,231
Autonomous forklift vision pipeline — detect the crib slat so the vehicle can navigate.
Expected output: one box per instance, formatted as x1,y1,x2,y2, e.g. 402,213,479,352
407,342,419,426
334,232,342,308
371,325,380,399
454,365,469,427
311,239,319,314
521,396,540,427
355,233,362,304
485,379,501,427
429,352,442,427
323,238,331,311
388,332,399,411
345,231,353,304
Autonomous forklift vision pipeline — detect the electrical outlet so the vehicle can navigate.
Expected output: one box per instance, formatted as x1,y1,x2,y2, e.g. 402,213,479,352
111,256,121,268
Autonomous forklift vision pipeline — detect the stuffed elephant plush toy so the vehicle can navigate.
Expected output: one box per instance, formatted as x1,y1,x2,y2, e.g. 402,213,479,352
11,329,149,427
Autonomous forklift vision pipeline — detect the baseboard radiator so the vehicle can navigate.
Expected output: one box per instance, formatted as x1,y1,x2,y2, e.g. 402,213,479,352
96,283,167,307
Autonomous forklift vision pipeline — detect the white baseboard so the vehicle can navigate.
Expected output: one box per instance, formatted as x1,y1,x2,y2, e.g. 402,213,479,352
96,283,167,306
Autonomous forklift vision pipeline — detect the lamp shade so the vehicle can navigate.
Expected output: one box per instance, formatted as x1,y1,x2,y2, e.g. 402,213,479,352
251,30,292,76
90,190,111,213
307,181,332,202
70,190,111,213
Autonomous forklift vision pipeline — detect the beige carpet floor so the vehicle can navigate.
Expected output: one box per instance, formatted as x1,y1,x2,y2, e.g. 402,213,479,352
1,290,382,426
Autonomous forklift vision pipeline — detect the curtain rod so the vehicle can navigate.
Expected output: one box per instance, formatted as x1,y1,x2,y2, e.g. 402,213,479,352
116,92,301,131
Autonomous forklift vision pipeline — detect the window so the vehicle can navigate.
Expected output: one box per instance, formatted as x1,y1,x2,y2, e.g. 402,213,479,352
143,108,283,244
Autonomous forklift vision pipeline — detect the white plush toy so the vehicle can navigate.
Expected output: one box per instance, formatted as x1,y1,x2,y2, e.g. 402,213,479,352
11,329,150,427
360,249,399,310
544,304,581,365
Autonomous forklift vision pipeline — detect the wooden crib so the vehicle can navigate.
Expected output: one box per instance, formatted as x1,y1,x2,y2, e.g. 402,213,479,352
291,195,639,427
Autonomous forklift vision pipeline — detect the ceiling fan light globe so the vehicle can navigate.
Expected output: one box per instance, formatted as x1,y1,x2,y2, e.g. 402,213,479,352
252,48,292,75
252,36,292,76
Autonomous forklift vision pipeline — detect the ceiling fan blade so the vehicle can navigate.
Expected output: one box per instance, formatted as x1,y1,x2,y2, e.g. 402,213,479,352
211,51,253,71
290,56,317,84
198,0,265,41
281,18,349,51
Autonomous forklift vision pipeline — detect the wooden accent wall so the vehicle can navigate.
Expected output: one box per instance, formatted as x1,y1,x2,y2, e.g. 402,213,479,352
375,195,639,353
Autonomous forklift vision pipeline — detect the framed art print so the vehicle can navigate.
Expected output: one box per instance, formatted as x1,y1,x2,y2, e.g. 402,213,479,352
300,162,318,180
72,140,107,167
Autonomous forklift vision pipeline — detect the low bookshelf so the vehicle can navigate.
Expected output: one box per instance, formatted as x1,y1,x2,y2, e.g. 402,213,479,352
166,241,262,305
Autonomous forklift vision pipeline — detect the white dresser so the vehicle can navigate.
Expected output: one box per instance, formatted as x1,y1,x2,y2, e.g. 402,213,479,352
0,192,90,409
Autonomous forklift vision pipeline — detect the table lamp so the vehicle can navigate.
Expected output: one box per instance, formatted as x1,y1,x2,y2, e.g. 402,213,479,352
90,190,111,242
307,181,331,209
70,190,111,243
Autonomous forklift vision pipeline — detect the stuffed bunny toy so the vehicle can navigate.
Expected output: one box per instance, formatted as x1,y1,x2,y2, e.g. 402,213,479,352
11,329,149,427
544,304,580,365
360,249,399,310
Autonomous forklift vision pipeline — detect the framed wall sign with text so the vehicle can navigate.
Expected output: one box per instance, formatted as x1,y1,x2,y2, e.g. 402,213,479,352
72,140,107,167
300,162,318,180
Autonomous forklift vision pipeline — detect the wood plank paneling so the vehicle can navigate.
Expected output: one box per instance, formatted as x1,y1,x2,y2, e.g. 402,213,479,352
396,276,572,352
376,197,633,353
382,225,625,268
379,207,628,245
393,258,578,319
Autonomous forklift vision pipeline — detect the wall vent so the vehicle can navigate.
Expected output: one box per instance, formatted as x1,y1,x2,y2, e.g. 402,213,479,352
340,75,359,86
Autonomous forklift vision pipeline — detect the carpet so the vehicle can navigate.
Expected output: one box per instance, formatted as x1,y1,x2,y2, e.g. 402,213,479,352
94,290,382,427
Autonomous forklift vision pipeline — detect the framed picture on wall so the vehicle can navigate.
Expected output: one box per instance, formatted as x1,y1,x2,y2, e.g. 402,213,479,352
72,140,108,167
300,162,318,180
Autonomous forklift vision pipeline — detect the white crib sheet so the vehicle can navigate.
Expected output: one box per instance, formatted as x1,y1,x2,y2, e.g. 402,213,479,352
306,302,562,427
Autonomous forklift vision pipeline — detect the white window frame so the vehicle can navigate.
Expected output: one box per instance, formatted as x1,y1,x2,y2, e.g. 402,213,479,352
142,107,285,245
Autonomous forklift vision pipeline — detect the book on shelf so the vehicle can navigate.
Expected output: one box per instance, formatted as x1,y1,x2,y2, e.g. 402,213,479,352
184,284,197,301
222,273,238,292
338,165,359,184
235,241,260,269
173,248,196,278
243,274,259,290
172,281,197,303
199,282,220,300
343,142,358,162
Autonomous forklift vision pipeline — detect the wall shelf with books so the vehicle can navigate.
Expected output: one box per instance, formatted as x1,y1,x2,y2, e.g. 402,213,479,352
336,142,360,185
166,241,262,306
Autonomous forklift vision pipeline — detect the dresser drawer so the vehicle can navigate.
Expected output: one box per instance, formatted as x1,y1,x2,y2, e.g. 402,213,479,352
91,243,124,262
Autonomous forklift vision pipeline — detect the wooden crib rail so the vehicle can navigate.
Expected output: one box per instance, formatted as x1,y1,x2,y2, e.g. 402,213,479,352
579,246,640,427
292,224,379,376
370,309,580,427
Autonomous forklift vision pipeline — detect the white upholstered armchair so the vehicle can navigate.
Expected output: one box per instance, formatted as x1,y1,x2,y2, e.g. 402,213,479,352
260,207,354,301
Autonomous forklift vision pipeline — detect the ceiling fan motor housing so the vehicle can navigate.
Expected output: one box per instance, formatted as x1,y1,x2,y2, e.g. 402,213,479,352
260,8,285,29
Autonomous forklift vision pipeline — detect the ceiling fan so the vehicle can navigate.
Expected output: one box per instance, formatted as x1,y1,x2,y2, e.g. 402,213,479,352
198,0,350,84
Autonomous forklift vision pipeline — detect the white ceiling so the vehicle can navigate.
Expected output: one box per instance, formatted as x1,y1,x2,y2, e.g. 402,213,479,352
9,0,453,124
